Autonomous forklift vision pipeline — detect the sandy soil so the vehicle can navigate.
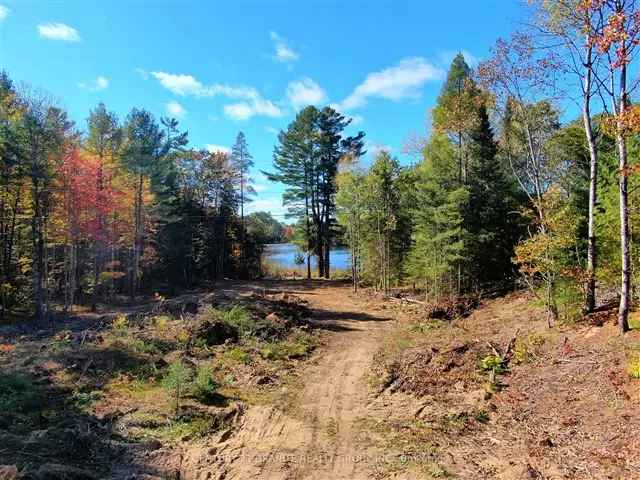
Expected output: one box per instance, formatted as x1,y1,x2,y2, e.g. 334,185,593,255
209,281,396,480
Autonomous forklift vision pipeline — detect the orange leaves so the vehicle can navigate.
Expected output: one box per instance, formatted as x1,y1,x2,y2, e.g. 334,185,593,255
51,144,128,246
589,1,640,68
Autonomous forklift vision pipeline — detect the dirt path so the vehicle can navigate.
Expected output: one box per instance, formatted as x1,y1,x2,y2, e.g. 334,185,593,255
216,282,393,480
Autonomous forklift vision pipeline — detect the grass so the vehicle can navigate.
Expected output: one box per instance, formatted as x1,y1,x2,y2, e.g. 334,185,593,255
106,375,165,403
259,329,315,360
218,346,252,366
0,372,46,431
153,414,221,441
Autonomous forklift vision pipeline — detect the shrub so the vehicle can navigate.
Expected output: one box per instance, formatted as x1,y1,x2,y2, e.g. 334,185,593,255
223,347,252,365
193,365,218,401
219,305,255,336
260,330,315,361
132,338,161,355
162,359,193,413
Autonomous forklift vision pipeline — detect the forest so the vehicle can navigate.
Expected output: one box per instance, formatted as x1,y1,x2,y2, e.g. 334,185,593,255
0,82,297,322
2,0,640,478
329,0,640,335
3,1,639,333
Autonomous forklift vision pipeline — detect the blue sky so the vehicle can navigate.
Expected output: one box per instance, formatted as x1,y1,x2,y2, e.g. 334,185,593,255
0,0,527,219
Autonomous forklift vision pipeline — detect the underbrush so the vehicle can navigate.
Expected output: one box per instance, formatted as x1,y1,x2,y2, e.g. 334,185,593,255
0,289,315,476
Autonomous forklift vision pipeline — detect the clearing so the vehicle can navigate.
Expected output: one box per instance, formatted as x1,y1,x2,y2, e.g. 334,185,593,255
1,281,640,479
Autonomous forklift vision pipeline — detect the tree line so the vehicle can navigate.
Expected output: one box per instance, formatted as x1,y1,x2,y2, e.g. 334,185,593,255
0,73,286,322
331,0,640,335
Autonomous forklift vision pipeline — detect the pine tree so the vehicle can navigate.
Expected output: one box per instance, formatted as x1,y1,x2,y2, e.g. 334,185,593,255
120,108,165,298
405,134,468,300
230,132,254,274
465,105,518,287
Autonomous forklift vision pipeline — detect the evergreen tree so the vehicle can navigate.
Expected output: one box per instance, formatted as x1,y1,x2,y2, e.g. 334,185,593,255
120,108,165,297
465,105,519,287
230,131,255,273
361,151,402,293
404,134,468,300
265,106,364,278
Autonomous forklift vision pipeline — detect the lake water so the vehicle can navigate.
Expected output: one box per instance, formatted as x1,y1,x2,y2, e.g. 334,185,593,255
263,243,351,271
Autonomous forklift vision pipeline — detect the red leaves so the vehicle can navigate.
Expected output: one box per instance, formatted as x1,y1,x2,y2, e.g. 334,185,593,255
53,145,124,245
590,2,640,68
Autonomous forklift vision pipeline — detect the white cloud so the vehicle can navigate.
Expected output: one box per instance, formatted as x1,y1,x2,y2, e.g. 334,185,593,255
151,71,256,99
150,71,283,120
166,100,186,118
0,6,9,22
367,141,394,157
224,98,282,121
265,126,279,135
37,22,81,42
335,57,444,111
245,196,287,216
270,31,299,63
78,76,109,91
286,77,327,110
253,183,270,193
205,144,230,154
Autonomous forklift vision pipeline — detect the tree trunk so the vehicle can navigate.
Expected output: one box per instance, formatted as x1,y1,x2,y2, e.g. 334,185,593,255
32,178,45,323
583,43,598,314
132,173,143,299
91,156,104,312
617,63,630,335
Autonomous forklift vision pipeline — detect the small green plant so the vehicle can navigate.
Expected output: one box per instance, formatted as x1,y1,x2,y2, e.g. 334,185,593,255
474,408,490,424
72,390,102,409
480,354,506,374
162,359,193,414
219,305,255,336
514,333,545,364
627,358,640,379
112,314,128,331
260,330,315,361
223,346,252,365
132,338,161,355
177,328,190,346
193,365,218,401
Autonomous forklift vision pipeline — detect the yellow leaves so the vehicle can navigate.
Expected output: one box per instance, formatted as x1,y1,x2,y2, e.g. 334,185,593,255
513,186,581,280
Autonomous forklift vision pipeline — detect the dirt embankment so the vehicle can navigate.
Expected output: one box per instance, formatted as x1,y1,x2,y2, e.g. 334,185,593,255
368,292,640,479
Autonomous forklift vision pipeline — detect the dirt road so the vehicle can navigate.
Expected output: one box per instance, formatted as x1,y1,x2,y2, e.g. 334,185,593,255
216,281,394,480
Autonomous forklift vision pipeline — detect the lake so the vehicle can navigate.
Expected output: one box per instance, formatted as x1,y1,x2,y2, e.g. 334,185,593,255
263,243,351,271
